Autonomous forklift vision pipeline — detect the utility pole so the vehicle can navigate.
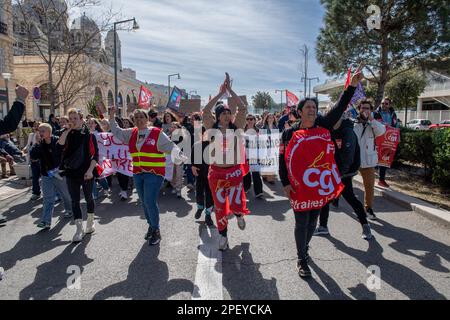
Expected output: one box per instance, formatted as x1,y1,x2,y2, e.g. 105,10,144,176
275,89,287,110
300,45,309,98
301,77,320,97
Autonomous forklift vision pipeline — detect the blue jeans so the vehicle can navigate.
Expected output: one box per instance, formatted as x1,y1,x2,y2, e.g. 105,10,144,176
41,176,72,224
133,173,164,230
31,161,41,195
92,177,110,199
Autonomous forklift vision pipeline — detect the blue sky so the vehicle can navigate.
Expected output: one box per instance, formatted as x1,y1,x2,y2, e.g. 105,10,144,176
86,0,329,103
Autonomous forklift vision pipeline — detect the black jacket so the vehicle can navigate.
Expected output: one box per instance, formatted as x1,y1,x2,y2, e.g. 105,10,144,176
278,86,356,187
331,119,360,178
0,101,25,136
30,136,64,177
60,125,99,179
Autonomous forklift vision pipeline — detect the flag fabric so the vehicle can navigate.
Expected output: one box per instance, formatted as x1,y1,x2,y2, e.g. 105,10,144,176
167,86,183,112
285,127,344,212
344,68,352,90
350,82,367,106
138,85,153,109
286,90,299,107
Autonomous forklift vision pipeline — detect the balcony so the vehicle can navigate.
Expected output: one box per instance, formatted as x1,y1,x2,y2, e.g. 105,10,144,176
0,21,7,35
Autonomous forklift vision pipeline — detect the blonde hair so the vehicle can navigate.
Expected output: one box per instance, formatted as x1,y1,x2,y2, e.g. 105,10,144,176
39,123,53,134
67,108,83,119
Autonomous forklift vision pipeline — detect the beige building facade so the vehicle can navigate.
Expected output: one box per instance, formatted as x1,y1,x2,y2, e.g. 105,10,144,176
0,0,16,118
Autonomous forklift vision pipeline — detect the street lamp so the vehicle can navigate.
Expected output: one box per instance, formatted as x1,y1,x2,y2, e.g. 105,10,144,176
302,77,319,97
2,73,12,112
113,18,139,112
275,89,287,110
168,73,181,99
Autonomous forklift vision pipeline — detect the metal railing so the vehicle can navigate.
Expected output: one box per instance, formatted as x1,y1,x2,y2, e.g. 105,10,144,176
0,22,7,35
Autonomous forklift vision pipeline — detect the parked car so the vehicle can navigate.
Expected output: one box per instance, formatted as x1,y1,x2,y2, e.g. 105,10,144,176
429,120,450,130
406,119,432,130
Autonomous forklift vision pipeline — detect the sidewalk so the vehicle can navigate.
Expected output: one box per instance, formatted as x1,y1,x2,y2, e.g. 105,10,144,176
0,177,31,202
354,174,450,227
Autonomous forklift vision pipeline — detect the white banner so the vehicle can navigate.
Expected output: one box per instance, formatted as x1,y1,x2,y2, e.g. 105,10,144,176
95,132,133,177
246,131,280,175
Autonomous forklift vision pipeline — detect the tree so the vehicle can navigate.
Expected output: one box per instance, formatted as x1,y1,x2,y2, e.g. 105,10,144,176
316,0,449,108
251,91,276,111
14,0,120,113
385,68,427,124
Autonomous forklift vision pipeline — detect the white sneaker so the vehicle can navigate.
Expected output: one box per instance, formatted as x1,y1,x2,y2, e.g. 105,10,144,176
219,236,229,251
237,215,246,230
119,191,128,201
30,194,40,201
72,219,85,243
85,213,95,234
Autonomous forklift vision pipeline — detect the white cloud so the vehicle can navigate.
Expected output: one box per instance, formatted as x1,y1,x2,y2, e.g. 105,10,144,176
82,0,328,102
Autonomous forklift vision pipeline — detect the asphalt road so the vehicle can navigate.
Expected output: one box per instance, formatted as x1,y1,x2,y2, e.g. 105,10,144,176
0,177,449,300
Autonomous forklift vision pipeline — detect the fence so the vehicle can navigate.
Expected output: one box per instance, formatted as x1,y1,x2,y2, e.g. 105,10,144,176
396,110,450,124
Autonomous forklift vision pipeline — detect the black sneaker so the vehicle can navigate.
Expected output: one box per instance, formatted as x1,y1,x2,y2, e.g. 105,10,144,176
0,217,6,224
366,208,378,221
144,226,153,240
195,209,203,220
149,230,161,246
296,260,312,278
205,214,214,227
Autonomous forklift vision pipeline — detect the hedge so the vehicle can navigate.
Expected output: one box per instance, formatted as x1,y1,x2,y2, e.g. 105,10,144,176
395,127,450,189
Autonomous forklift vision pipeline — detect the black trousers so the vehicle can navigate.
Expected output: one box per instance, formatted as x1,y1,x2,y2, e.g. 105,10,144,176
294,210,320,261
66,177,95,220
196,174,214,209
117,173,129,192
243,171,263,195
319,177,368,227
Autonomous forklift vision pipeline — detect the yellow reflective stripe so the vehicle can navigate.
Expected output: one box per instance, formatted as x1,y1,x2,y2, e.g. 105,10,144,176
131,152,165,158
133,162,166,167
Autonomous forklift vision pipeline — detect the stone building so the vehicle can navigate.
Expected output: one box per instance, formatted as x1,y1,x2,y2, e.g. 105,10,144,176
0,0,15,119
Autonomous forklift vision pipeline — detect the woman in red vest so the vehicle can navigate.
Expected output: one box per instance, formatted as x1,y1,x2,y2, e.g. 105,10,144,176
109,107,184,246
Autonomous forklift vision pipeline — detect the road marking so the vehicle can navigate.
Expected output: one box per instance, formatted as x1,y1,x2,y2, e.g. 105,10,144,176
192,225,223,300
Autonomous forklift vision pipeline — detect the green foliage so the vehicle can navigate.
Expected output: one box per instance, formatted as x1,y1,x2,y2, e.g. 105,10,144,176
385,69,427,111
396,127,450,189
317,0,450,105
251,91,276,111
432,128,450,189
87,96,101,118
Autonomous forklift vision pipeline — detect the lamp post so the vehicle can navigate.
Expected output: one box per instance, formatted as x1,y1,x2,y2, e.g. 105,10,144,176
275,89,287,111
302,77,319,97
113,18,139,112
2,73,12,112
168,73,181,100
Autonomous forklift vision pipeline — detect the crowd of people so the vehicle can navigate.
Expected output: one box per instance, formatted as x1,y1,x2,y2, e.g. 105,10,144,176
0,69,399,279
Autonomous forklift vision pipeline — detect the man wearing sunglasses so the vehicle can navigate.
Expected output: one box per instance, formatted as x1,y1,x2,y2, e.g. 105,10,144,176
374,98,399,188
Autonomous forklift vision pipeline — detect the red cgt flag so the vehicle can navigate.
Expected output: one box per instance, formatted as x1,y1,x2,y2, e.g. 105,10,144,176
286,90,299,107
138,85,153,110
344,68,352,90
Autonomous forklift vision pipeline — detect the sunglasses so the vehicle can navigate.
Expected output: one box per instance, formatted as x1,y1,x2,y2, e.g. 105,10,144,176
246,118,255,121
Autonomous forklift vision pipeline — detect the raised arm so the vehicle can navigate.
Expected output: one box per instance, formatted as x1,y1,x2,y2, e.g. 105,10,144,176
109,106,133,144
202,92,223,130
318,65,364,130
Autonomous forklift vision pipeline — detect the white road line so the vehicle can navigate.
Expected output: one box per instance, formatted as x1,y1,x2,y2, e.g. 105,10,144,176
192,225,223,300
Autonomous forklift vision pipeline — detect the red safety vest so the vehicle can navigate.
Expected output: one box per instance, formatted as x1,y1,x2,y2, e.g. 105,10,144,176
129,127,166,176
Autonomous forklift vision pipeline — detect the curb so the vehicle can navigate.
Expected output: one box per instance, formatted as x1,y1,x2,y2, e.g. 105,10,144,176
353,175,450,227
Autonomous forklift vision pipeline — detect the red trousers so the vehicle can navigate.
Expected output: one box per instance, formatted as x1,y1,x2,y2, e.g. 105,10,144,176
208,165,250,232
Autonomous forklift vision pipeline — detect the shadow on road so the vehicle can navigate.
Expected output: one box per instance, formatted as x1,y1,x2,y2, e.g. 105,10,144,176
370,219,450,274
19,236,93,300
307,260,353,300
0,218,72,271
328,237,447,299
222,242,280,300
93,244,193,300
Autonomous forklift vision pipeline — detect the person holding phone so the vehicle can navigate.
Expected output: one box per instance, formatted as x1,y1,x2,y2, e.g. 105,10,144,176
354,99,386,220
58,109,99,243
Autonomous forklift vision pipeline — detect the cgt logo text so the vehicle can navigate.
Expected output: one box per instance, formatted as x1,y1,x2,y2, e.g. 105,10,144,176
177,304,272,318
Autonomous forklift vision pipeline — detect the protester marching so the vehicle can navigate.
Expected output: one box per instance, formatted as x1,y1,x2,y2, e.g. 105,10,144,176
0,70,418,282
